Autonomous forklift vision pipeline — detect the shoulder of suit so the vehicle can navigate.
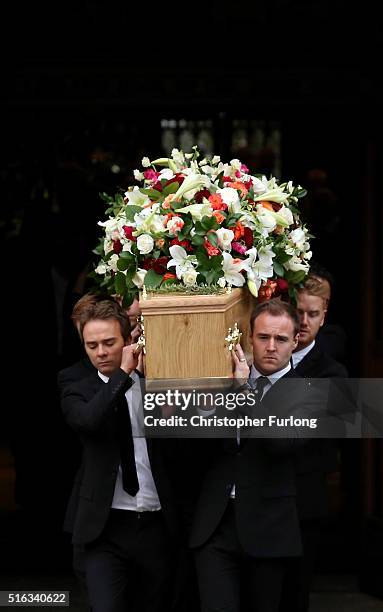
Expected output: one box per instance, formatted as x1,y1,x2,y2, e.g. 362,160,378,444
296,345,348,377
61,369,101,396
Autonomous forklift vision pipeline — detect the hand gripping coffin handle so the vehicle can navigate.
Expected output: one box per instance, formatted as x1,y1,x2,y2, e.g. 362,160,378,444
225,322,242,351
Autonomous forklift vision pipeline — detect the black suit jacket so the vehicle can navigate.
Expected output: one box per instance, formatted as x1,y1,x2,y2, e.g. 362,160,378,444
57,357,95,395
61,368,181,545
293,344,348,519
189,370,320,558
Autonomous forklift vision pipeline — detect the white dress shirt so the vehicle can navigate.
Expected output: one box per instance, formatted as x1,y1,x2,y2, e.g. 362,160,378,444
98,369,161,512
292,340,315,368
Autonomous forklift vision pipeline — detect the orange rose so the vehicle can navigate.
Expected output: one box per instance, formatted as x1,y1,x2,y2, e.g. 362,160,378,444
212,211,225,224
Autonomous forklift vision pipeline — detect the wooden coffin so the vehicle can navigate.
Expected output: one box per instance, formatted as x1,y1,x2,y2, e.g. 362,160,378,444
139,288,254,386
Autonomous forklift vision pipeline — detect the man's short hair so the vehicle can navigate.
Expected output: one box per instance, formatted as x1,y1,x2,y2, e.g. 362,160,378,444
250,299,300,336
71,292,116,326
75,298,131,342
299,275,330,306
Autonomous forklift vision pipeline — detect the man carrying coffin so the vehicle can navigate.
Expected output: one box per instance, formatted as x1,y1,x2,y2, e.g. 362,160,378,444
190,299,316,612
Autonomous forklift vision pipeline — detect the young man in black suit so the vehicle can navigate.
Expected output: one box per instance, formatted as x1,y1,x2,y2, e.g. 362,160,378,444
190,299,317,612
279,276,348,612
60,299,179,612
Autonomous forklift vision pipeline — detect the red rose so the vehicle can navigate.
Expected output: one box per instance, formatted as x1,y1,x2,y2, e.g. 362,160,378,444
142,257,169,275
243,227,253,248
276,278,289,292
195,188,211,203
123,226,136,241
113,240,123,254
170,238,193,252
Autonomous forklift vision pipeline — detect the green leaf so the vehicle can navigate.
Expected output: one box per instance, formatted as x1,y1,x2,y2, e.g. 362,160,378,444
196,250,210,269
162,182,180,197
200,216,218,231
285,269,307,285
117,257,136,272
115,193,125,207
144,269,163,289
202,270,220,284
99,191,115,204
209,254,224,270
119,251,134,262
139,188,163,200
162,277,178,286
206,231,218,247
191,234,205,246
114,272,127,295
124,205,142,222
273,261,284,277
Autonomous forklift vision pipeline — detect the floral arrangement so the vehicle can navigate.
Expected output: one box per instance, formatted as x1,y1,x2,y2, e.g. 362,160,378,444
92,147,311,306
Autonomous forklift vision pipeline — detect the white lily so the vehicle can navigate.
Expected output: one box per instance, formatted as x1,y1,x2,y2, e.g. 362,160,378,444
242,246,275,291
125,186,151,207
167,245,197,279
221,252,247,287
132,268,147,288
284,256,310,273
173,173,210,200
176,202,213,221
253,189,290,205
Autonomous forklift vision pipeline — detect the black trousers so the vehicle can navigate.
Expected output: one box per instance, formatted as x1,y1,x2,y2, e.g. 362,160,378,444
194,501,288,612
84,508,174,612
278,519,323,612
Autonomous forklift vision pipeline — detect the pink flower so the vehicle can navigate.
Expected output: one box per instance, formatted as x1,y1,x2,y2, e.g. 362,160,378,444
231,241,247,255
241,163,249,174
144,169,159,182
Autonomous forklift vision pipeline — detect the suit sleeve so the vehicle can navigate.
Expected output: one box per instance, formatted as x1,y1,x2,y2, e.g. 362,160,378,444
61,369,133,434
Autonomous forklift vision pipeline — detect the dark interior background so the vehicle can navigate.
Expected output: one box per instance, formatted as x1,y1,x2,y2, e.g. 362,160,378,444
1,0,383,599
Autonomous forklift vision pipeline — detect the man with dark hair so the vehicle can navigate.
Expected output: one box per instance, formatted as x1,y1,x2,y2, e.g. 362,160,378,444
60,298,178,612
190,299,313,612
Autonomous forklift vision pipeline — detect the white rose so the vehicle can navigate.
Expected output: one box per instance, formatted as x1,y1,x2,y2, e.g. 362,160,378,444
142,157,150,168
289,228,306,249
182,268,198,286
216,228,234,251
137,234,154,255
95,263,107,275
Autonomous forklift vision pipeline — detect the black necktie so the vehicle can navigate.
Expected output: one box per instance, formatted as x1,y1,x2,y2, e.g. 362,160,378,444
254,376,269,401
116,396,139,496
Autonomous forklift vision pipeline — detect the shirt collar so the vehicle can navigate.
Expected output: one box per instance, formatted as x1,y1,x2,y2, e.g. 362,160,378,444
98,369,138,384
250,361,292,386
292,340,315,367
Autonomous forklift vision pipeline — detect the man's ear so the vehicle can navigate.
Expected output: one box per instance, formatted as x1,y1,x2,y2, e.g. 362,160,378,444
125,334,132,346
293,333,299,349
320,309,327,327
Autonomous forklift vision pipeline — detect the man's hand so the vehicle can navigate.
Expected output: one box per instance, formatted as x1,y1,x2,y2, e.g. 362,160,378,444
120,344,139,375
232,344,250,380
